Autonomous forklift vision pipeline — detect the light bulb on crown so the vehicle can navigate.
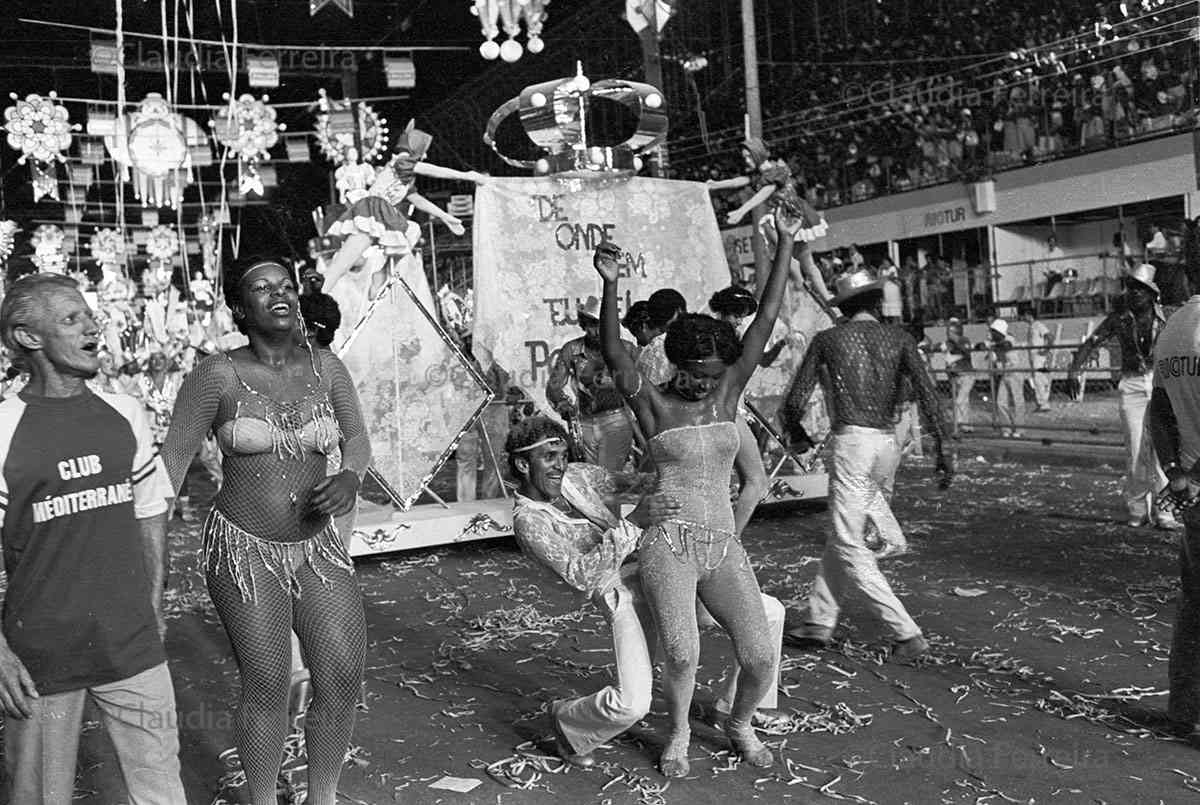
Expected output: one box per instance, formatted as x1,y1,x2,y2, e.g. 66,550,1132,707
500,39,524,62
480,40,501,60
527,36,545,54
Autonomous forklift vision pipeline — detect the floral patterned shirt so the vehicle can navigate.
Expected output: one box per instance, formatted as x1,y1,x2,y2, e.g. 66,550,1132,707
511,464,643,603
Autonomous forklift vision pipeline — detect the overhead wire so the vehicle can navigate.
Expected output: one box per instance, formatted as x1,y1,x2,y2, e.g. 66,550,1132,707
668,0,1198,152
668,7,1200,162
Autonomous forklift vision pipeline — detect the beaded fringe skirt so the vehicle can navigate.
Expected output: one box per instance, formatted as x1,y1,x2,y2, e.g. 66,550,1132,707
639,519,740,572
202,506,354,602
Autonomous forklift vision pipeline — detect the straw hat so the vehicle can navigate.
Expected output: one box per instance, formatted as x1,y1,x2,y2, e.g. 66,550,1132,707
1124,263,1160,296
989,318,1009,337
831,270,884,306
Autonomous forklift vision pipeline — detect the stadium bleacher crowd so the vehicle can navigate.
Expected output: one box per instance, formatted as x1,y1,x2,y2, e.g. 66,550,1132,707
675,0,1199,211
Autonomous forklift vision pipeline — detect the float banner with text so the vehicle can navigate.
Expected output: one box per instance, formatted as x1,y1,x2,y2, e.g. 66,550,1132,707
473,177,730,419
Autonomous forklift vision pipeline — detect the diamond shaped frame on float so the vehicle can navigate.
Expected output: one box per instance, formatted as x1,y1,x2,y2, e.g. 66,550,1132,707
335,260,492,511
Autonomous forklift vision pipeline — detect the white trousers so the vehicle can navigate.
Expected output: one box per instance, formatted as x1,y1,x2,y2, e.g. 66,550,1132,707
555,576,785,755
807,427,921,641
1118,372,1168,522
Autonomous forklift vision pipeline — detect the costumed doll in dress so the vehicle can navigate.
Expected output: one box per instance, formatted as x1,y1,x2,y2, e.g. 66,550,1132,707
320,121,487,301
708,130,834,301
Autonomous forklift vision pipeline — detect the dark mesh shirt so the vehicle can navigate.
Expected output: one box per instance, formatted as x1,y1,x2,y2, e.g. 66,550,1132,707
783,319,947,451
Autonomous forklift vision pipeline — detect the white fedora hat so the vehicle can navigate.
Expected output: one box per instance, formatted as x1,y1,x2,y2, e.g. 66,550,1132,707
831,269,884,306
990,318,1009,337
1125,263,1160,295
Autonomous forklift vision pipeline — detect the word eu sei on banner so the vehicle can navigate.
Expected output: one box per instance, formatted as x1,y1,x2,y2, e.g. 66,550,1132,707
472,177,730,420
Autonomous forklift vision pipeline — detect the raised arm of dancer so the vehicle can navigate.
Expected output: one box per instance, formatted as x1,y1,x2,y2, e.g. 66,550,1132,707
413,162,488,184
726,186,776,224
160,352,233,496
311,352,371,518
727,214,801,391
594,242,656,428
706,176,750,192
902,336,953,483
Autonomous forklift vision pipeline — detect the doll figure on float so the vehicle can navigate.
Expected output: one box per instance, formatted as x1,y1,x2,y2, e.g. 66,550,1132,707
96,263,139,361
708,128,833,301
320,121,487,300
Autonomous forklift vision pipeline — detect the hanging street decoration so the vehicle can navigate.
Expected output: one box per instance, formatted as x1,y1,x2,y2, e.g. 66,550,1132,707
30,224,67,274
310,0,354,18
3,91,79,203
89,227,127,267
104,93,208,209
211,93,285,196
313,89,388,166
471,0,550,61
94,233,139,361
0,221,18,263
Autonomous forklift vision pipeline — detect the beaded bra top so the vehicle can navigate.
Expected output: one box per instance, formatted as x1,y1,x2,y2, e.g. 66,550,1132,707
215,353,341,460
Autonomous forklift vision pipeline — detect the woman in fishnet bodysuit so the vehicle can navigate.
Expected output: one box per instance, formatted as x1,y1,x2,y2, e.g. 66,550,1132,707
593,212,800,778
161,257,370,805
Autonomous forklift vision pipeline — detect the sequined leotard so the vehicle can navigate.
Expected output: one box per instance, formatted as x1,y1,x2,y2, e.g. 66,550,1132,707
647,421,738,540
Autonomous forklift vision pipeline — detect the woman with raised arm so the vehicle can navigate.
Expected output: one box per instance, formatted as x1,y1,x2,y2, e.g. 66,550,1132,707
593,213,800,778
160,256,370,805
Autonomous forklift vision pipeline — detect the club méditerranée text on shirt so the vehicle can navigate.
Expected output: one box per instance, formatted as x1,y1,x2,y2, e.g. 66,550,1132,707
32,480,134,524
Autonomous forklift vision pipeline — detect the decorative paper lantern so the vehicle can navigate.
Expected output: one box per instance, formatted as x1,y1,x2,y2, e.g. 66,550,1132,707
145,224,180,264
89,228,127,266
30,224,67,273
3,91,79,202
210,93,284,196
104,93,205,209
312,89,388,166
0,221,19,262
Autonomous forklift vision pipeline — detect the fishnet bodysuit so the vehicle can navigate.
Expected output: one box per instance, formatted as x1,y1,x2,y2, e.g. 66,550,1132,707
638,422,774,771
782,320,946,450
161,349,370,805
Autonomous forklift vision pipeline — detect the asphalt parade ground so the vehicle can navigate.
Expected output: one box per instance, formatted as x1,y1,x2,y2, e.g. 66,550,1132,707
33,389,1200,805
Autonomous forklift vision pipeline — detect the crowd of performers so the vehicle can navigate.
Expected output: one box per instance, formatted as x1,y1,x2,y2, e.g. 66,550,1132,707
3,127,1200,805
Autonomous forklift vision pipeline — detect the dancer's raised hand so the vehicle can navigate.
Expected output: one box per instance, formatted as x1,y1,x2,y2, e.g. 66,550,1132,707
593,242,624,283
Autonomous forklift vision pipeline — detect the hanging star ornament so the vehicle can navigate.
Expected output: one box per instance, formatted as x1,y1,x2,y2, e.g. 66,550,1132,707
310,0,354,17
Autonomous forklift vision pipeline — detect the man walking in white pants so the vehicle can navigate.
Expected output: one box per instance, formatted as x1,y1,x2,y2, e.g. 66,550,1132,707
1070,263,1179,530
781,270,952,662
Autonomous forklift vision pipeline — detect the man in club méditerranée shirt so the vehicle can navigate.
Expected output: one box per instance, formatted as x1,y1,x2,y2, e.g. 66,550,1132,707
0,274,184,804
